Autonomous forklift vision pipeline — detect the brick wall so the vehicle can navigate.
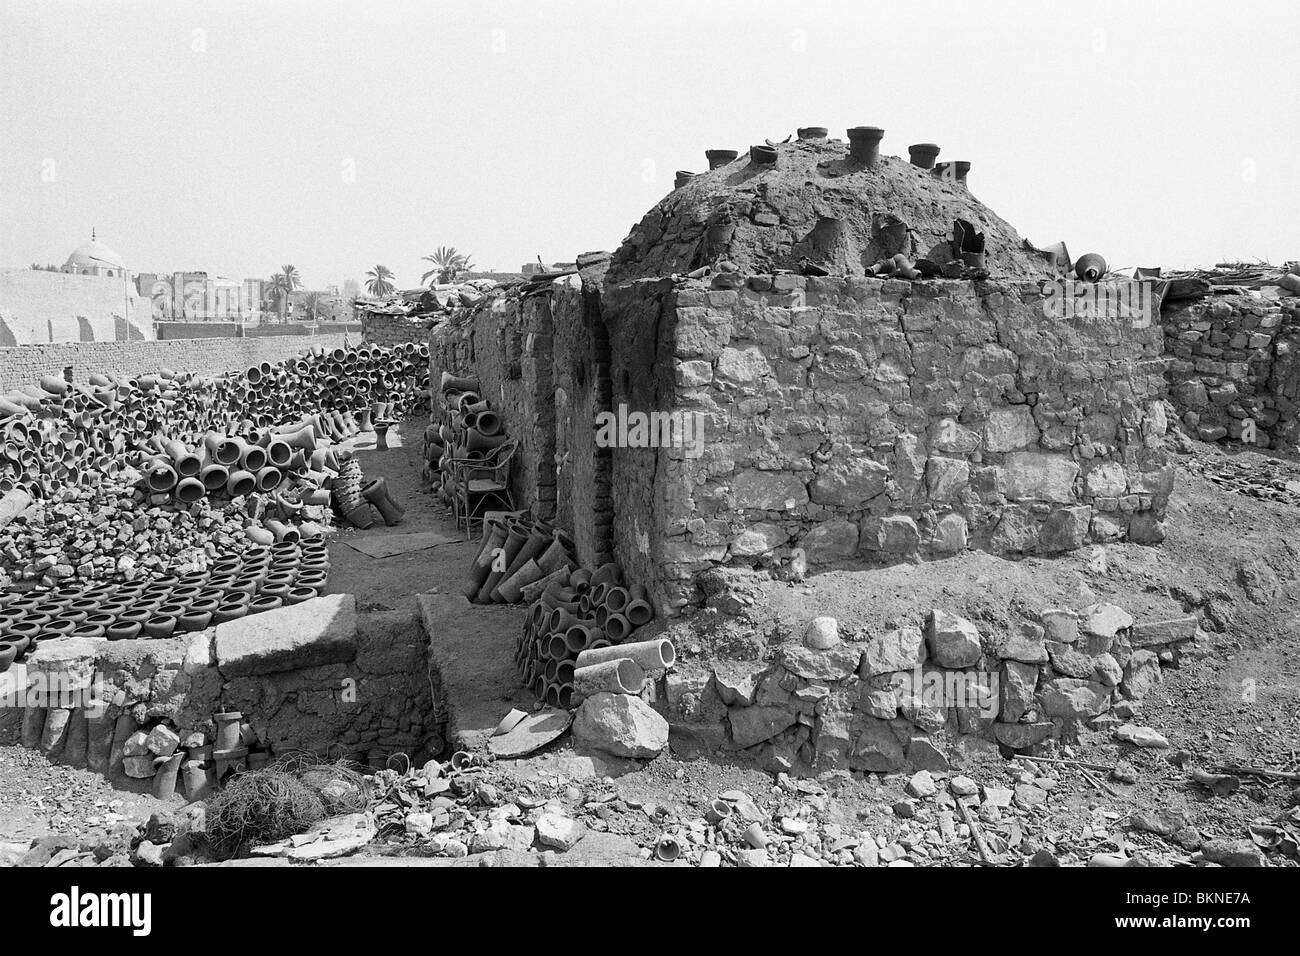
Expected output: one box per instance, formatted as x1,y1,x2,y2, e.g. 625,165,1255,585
428,292,557,519
0,333,350,394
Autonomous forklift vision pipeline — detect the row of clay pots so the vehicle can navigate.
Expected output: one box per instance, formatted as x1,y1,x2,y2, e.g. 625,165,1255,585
0,541,329,658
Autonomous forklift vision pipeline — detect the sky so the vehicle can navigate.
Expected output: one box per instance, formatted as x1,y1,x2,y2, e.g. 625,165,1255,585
1,0,1296,290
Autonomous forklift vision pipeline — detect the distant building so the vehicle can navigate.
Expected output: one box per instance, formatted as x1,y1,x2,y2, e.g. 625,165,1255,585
138,271,264,321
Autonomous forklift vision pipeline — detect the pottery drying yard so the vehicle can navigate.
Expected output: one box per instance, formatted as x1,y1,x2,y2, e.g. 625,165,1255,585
2,130,1299,874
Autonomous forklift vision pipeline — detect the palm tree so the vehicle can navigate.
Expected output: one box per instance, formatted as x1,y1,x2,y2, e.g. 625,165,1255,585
267,264,301,322
302,291,324,324
421,247,474,285
366,265,395,297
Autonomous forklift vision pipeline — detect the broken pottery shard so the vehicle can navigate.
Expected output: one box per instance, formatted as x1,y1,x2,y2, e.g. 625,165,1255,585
488,708,573,758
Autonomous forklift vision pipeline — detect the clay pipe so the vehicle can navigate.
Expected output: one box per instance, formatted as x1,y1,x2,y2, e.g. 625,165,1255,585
576,638,676,673
572,658,646,703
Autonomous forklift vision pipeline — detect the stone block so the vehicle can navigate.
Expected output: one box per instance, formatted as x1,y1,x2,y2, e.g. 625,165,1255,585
213,594,358,677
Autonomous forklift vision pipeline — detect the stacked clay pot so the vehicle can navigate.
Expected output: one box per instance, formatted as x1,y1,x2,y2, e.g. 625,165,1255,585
427,372,509,504
0,342,430,502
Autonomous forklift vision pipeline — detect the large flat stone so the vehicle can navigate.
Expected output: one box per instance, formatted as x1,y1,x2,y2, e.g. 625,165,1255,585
214,594,358,677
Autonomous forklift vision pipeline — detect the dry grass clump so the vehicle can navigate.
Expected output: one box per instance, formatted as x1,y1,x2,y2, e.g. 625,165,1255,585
204,755,372,859
205,770,327,859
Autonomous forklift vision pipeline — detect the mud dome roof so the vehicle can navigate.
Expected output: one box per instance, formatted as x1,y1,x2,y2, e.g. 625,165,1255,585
607,135,1051,284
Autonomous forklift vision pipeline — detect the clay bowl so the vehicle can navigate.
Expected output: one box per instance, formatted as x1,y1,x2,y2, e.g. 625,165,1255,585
71,623,106,639
106,621,143,641
155,602,188,621
41,618,79,639
213,599,249,624
249,595,283,614
142,615,177,639
3,631,32,655
2,620,43,643
178,610,213,632
285,586,318,605
0,642,17,672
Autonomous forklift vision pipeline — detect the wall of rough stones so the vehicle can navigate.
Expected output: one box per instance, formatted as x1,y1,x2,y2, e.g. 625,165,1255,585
1,599,444,780
361,312,429,348
1162,293,1300,448
604,275,1173,614
0,333,350,394
659,601,1202,774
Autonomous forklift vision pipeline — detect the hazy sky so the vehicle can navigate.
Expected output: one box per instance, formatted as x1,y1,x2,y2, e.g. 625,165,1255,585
1,0,1296,290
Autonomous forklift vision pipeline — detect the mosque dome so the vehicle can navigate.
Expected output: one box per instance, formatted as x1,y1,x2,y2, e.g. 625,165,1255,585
63,235,127,275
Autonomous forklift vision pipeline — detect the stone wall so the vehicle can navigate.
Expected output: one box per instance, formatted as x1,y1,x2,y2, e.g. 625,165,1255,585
604,275,1173,614
0,333,349,394
0,596,444,783
660,600,1201,775
361,312,430,348
1162,293,1300,448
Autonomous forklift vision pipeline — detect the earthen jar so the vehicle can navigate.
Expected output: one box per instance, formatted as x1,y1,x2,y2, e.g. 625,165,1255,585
143,615,177,639
250,595,282,614
178,610,213,632
107,621,143,641
213,600,249,624
285,586,317,605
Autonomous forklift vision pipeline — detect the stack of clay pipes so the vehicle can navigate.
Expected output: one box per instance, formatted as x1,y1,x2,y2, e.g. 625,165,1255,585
0,342,430,502
426,371,510,504
509,553,660,709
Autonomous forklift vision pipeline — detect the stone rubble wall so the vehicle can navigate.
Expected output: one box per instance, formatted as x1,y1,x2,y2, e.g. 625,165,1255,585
660,604,1202,775
0,333,350,394
607,275,1172,614
1,598,442,780
1162,294,1300,448
360,312,430,349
